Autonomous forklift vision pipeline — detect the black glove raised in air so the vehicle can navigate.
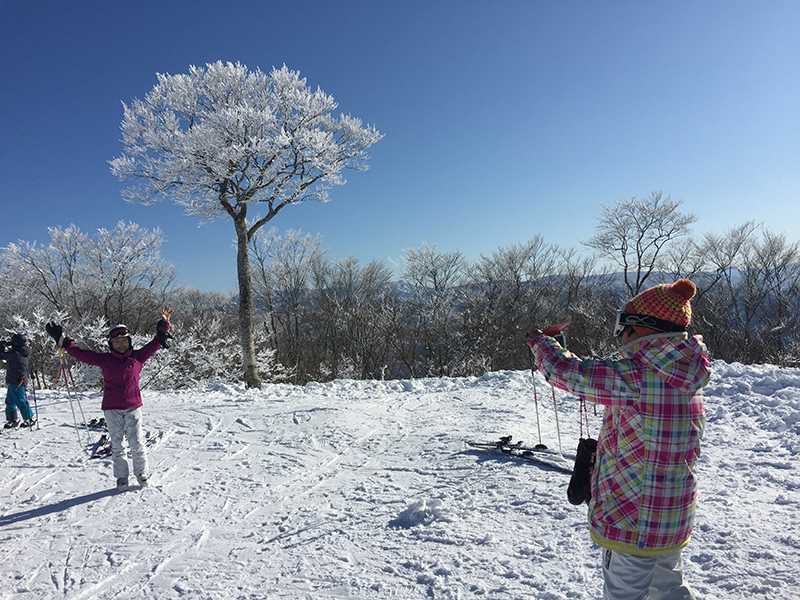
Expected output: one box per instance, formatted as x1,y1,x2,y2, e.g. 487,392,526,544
156,319,173,349
45,322,70,348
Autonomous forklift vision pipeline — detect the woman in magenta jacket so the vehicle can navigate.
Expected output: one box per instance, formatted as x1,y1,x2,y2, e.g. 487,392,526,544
47,307,172,490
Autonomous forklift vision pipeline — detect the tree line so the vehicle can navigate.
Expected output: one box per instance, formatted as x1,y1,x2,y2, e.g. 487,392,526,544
2,196,799,391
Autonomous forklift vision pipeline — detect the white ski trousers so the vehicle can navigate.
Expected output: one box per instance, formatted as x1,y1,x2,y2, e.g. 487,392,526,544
602,547,697,600
104,407,148,480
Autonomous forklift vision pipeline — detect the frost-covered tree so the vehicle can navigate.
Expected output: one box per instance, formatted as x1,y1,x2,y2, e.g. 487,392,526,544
3,224,88,316
110,61,382,388
251,227,326,379
1,222,173,327
464,237,562,370
401,243,468,377
584,191,697,296
83,221,176,329
312,255,396,380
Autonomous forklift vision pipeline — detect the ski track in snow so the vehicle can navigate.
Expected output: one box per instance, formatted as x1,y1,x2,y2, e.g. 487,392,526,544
0,363,799,599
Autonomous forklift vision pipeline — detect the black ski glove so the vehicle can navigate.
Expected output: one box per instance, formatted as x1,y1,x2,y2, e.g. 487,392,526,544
46,322,63,344
567,437,597,506
45,322,70,348
156,319,173,349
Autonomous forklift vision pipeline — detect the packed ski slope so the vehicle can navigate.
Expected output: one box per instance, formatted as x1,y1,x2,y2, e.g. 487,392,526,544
1,362,799,599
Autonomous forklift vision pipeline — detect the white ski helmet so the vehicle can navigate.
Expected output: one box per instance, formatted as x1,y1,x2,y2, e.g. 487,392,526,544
106,324,131,345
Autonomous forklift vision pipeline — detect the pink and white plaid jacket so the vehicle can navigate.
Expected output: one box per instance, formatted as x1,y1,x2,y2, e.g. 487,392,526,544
530,332,710,556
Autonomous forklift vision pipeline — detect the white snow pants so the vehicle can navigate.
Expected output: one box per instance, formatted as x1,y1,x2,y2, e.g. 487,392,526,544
104,407,148,480
602,547,697,600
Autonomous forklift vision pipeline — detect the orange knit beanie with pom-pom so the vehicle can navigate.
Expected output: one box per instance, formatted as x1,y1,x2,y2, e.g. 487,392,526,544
625,279,696,336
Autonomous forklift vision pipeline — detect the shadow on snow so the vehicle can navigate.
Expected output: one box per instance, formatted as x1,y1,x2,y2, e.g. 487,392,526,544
0,488,119,527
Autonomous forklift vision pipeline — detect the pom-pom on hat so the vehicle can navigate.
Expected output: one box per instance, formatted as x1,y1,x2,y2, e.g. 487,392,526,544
625,279,696,335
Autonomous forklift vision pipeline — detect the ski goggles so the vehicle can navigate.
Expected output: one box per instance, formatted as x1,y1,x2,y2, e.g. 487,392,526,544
613,311,687,338
107,326,130,341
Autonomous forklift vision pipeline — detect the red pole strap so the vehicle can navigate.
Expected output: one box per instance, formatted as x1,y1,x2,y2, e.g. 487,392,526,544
579,399,591,438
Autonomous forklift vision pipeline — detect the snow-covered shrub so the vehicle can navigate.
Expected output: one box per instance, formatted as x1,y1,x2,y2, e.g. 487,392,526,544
140,316,293,389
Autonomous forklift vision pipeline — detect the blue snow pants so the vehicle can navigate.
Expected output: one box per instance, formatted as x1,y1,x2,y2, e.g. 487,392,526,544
5,383,33,422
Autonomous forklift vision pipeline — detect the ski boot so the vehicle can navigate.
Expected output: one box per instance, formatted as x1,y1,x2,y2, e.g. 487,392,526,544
136,475,150,488
116,478,129,491
20,418,36,428
4,420,19,429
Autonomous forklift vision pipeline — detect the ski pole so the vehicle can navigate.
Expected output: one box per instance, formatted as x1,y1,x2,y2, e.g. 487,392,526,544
61,357,88,427
550,384,563,455
528,351,546,450
57,348,88,449
29,377,39,431
539,322,570,456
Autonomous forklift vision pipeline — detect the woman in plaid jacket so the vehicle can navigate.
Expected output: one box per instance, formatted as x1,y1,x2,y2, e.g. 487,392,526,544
528,279,710,600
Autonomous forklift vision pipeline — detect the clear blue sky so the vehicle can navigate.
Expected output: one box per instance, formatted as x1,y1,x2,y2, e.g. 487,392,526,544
2,1,798,293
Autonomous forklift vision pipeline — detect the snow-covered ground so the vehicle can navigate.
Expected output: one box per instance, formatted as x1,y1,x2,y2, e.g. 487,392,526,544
1,362,799,599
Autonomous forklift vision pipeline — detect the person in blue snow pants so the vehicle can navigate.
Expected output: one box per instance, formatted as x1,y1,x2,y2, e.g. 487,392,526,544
1,334,34,427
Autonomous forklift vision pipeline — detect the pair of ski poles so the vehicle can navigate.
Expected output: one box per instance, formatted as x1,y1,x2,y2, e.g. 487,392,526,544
52,347,89,449
528,322,570,455
529,353,563,454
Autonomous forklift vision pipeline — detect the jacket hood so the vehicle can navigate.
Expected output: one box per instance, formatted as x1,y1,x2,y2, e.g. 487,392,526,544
621,332,711,393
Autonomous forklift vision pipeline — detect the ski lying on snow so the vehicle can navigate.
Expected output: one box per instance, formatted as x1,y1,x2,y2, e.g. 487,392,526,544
468,436,577,461
466,436,575,474
466,442,574,474
89,429,170,460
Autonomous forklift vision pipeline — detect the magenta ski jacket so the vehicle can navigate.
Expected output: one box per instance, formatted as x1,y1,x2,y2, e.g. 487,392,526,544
530,332,710,556
64,324,167,411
